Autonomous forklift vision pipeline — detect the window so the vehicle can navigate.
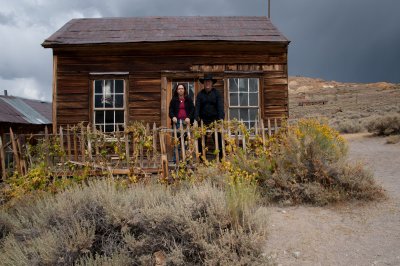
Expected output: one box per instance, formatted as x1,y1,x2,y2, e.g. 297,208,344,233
228,78,260,129
93,79,125,132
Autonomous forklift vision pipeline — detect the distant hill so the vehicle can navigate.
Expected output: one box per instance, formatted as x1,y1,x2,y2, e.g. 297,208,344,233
288,76,400,128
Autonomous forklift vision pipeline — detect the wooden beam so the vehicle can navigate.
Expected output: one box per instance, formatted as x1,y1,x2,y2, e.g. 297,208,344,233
52,55,58,134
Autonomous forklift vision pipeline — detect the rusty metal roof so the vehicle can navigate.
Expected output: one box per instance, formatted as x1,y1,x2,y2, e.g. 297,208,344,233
42,16,289,47
0,95,52,125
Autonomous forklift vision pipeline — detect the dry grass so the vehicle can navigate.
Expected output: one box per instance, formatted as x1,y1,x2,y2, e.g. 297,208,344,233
0,180,270,265
365,114,400,136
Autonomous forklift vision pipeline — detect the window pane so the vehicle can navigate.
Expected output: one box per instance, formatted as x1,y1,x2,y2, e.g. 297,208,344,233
115,94,124,108
95,80,103,93
249,93,258,106
230,108,239,120
95,95,103,108
249,121,255,129
115,80,124,93
239,79,247,92
188,82,195,101
249,78,258,92
240,109,249,121
230,93,238,106
105,80,114,94
229,78,238,92
249,108,259,121
239,93,248,106
95,110,104,124
104,95,113,108
105,125,114,133
115,111,124,123
105,110,114,124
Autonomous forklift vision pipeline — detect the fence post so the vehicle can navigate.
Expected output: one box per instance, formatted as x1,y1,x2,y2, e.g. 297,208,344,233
214,124,219,162
59,126,65,165
180,122,185,161
193,121,199,163
201,120,206,160
16,136,26,175
221,122,226,160
125,131,130,167
0,136,6,179
9,128,21,175
153,123,157,167
73,127,78,162
67,125,72,160
261,119,266,152
87,125,93,161
80,124,86,163
274,118,278,134
159,131,168,180
173,121,179,163
44,126,51,166
268,118,272,137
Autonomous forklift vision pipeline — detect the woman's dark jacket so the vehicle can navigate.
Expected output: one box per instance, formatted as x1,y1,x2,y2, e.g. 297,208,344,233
194,88,224,124
168,96,195,124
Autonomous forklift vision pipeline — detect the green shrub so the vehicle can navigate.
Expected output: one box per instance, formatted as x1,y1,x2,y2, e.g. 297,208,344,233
0,180,270,265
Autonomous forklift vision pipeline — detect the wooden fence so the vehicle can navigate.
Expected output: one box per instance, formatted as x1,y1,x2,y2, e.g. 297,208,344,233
0,118,284,180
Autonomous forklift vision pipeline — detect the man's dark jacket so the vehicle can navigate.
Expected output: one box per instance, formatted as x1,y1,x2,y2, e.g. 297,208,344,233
194,88,224,124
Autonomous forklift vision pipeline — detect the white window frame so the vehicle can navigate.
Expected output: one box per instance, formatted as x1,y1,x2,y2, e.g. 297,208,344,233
227,77,260,129
93,79,126,132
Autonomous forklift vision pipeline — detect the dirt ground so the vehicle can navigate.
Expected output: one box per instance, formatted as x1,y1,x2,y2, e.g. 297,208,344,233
264,133,400,266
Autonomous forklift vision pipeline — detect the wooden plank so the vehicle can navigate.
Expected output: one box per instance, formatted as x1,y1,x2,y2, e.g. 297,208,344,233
44,126,51,166
214,125,219,162
221,123,226,160
52,55,58,134
173,122,179,162
16,137,26,175
201,120,206,160
67,125,72,160
125,131,130,166
0,136,7,179
180,122,185,161
268,119,272,137
193,121,199,162
87,125,93,160
161,76,168,128
80,125,86,163
73,128,78,161
261,119,266,152
152,123,157,166
9,128,21,175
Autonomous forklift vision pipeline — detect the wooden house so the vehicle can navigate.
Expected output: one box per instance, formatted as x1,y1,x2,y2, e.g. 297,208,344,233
42,16,290,133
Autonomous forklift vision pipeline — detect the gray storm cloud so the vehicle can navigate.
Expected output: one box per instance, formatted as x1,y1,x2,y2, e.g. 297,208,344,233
0,0,399,101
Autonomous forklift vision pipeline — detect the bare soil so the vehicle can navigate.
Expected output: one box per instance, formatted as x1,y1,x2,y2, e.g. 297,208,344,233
264,133,400,265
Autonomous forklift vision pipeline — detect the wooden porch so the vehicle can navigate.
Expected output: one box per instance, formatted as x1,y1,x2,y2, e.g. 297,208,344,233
0,118,284,180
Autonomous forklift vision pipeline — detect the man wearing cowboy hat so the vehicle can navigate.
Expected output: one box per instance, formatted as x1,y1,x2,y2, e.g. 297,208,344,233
195,74,224,160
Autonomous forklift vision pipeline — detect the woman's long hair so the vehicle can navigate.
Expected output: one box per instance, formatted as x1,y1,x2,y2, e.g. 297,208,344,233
173,83,188,99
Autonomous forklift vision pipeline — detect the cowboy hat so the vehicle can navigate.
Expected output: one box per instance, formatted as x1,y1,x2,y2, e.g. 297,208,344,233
199,74,217,84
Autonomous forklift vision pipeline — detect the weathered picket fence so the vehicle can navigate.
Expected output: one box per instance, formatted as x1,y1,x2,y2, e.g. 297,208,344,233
0,118,284,180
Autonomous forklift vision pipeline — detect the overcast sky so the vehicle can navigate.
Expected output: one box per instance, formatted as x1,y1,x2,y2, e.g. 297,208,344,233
1,0,399,101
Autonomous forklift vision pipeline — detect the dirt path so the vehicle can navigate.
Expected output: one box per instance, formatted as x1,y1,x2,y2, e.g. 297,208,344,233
264,133,400,266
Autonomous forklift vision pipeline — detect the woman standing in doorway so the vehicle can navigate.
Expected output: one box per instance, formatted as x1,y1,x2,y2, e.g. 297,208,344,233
169,83,194,162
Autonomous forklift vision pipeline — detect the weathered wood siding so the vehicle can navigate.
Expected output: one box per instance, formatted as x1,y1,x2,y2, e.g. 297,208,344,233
53,41,288,128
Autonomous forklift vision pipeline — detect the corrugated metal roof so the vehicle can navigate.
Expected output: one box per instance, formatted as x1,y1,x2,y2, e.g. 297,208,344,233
42,16,289,48
0,96,52,124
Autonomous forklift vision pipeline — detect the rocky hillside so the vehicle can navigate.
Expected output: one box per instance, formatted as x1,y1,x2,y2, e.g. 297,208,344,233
288,76,400,130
